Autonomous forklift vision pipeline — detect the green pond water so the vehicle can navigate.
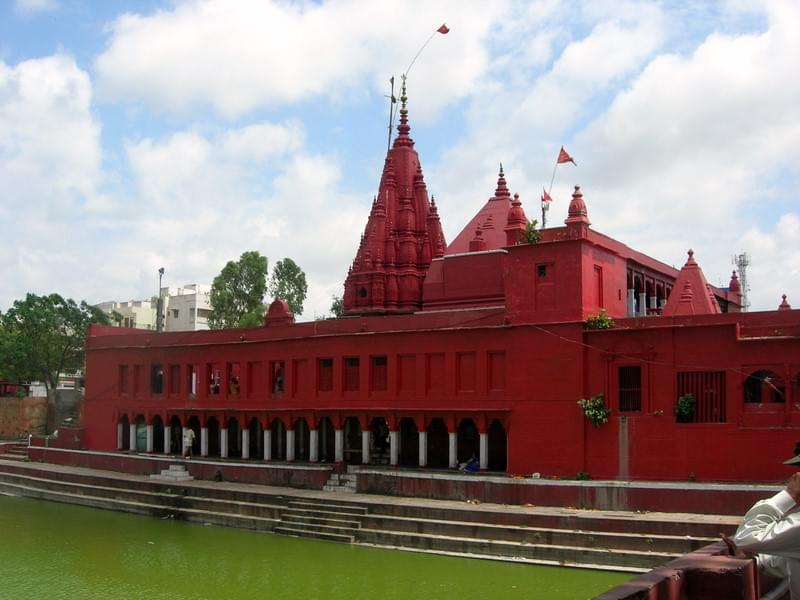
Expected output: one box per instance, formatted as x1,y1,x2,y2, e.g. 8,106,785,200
0,494,629,599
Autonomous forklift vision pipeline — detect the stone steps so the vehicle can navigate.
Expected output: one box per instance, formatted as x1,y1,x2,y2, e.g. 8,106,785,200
0,460,735,572
150,464,194,482
322,472,357,493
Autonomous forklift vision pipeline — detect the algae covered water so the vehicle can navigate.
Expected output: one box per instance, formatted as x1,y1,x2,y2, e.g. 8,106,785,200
0,494,629,599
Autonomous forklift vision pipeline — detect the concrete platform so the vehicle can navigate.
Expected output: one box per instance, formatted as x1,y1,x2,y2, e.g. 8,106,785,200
0,457,743,573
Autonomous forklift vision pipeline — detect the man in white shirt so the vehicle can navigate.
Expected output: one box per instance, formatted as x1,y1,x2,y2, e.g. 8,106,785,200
729,454,800,600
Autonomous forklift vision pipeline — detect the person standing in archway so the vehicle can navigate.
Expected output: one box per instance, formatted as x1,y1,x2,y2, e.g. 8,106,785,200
183,427,196,459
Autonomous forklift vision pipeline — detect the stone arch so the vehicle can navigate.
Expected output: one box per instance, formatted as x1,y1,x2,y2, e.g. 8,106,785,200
426,417,449,469
744,369,785,403
118,414,130,450
168,415,182,454
247,418,262,460
343,416,362,465
227,417,242,458
457,418,480,464
204,416,219,457
487,419,507,472
134,414,147,452
369,416,390,465
399,417,419,467
187,416,201,456
270,418,286,460
152,415,165,453
318,416,336,463
294,417,310,461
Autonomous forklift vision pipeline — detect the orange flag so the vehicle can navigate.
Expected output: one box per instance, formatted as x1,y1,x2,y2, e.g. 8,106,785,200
557,146,576,165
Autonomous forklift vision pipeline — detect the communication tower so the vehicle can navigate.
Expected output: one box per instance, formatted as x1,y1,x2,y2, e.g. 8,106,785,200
733,252,751,311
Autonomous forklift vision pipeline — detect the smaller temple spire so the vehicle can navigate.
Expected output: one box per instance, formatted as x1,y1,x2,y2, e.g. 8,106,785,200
469,225,487,252
779,294,792,311
393,75,413,148
493,163,511,200
728,270,741,293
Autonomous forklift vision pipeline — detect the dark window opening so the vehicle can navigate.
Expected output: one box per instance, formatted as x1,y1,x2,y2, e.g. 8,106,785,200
207,364,222,396
318,358,333,392
619,366,642,412
678,371,726,423
344,357,360,392
370,356,387,392
537,264,547,278
119,365,129,393
745,369,784,403
271,360,285,394
150,364,163,394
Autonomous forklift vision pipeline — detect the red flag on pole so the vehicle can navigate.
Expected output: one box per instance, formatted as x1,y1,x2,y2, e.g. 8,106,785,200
542,188,552,202
437,24,450,34
557,146,576,165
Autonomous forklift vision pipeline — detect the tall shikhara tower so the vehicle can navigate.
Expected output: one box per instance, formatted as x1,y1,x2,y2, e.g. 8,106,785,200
343,82,446,315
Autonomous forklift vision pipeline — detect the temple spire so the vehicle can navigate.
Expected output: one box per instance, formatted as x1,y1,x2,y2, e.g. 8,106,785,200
394,75,413,148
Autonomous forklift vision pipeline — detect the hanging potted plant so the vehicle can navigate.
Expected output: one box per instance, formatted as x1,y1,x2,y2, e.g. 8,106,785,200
578,393,611,427
675,393,696,423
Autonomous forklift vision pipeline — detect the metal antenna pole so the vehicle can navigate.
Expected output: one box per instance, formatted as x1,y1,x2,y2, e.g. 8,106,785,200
385,76,396,153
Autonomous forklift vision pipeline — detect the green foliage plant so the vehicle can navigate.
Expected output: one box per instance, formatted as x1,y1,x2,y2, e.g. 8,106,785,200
0,293,109,393
578,393,611,427
586,309,615,330
523,219,541,244
329,295,344,318
268,258,308,316
208,251,268,329
676,393,696,423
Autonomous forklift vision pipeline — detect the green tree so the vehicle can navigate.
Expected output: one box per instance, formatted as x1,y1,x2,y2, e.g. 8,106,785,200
0,293,109,393
208,251,268,329
268,258,308,316
329,295,344,318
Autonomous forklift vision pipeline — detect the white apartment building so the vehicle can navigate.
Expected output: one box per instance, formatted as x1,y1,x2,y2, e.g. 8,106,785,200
97,284,212,332
96,299,157,330
161,284,212,332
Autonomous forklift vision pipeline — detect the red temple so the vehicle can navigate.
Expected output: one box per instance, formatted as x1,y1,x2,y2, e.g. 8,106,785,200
81,88,799,483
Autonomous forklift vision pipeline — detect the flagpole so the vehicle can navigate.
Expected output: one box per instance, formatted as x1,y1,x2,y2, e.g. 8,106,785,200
405,30,439,77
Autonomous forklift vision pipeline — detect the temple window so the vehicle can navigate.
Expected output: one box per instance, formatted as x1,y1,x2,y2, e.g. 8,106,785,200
618,366,642,411
150,363,163,395
677,371,726,423
228,362,241,395
118,365,129,393
370,356,387,392
488,351,506,392
270,360,285,394
133,365,143,395
318,358,334,392
168,364,180,395
744,369,784,403
344,357,360,392
186,364,199,396
207,364,222,395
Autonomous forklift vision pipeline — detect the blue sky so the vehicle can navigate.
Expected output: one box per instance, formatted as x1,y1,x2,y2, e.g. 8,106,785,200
1,0,798,318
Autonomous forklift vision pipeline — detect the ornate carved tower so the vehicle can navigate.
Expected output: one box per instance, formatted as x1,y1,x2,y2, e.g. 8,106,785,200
343,81,446,315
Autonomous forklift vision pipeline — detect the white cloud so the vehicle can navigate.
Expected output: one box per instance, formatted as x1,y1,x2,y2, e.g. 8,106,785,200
94,0,506,120
0,54,106,306
14,0,58,16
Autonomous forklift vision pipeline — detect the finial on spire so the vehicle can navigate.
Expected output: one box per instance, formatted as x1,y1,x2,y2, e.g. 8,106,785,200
779,294,792,311
499,163,504,177
393,74,412,147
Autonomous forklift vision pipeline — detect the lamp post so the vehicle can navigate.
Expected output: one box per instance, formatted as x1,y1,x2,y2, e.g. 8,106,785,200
157,267,165,332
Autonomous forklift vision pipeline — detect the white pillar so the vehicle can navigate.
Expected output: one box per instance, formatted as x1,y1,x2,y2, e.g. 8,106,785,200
116,423,123,450
309,429,319,462
637,292,647,316
418,431,427,467
221,428,228,458
264,429,272,461
448,432,457,469
334,429,344,462
649,296,657,310
200,427,208,457
389,430,399,466
286,429,295,462
479,432,488,470
241,429,250,459
627,289,636,317
361,430,370,464
146,425,154,453
129,424,136,451
163,426,171,455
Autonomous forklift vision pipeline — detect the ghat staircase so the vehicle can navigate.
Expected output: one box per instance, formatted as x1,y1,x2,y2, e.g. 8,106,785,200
0,457,736,573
